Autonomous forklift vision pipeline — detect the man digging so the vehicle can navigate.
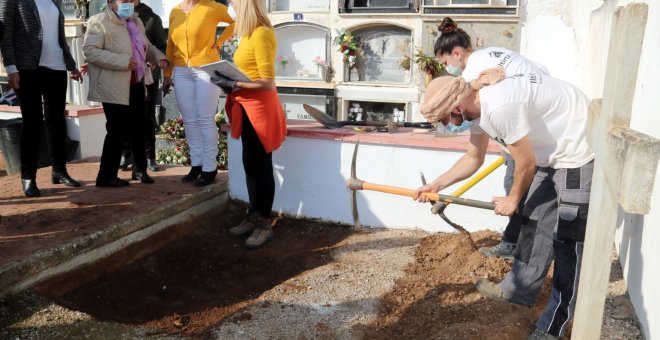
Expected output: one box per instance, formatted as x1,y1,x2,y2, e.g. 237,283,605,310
414,73,594,340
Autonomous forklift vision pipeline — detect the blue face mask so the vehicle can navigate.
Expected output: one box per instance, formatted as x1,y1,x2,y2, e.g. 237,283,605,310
445,111,472,132
445,64,463,76
117,3,134,19
445,119,472,132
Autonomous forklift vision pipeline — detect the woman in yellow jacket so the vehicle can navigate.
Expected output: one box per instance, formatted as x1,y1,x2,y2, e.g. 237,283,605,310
163,0,234,186
212,0,286,249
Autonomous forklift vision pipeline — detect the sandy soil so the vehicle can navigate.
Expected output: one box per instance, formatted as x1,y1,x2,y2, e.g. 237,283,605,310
0,203,643,339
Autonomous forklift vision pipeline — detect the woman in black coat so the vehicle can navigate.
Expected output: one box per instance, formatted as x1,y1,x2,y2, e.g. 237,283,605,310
0,0,83,197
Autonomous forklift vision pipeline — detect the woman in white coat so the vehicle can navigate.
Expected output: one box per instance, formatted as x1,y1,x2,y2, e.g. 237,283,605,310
83,0,169,187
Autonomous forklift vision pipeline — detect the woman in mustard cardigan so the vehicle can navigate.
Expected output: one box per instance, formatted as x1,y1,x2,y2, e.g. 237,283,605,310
163,0,234,186
212,0,286,249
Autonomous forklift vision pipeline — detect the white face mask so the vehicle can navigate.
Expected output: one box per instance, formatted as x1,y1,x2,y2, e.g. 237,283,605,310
445,64,463,76
227,3,237,20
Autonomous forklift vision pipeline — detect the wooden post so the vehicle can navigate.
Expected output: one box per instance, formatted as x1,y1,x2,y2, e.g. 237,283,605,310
572,3,660,339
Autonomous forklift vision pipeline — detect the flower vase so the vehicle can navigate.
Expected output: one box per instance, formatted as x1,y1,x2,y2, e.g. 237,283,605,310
324,66,333,83
349,68,359,82
425,73,433,86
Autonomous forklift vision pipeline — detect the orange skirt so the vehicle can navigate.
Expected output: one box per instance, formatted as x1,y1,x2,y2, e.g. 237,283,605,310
225,88,287,153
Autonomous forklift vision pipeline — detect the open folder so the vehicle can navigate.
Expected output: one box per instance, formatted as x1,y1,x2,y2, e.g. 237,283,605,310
201,60,252,82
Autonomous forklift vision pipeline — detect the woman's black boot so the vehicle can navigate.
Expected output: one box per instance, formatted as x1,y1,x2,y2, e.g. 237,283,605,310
52,171,81,187
21,178,41,197
132,170,155,184
194,170,217,187
181,166,202,183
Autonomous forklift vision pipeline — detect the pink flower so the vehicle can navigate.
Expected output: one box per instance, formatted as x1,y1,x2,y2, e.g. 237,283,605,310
276,55,289,65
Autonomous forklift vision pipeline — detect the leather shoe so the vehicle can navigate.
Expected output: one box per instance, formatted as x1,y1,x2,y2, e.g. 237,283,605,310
52,172,81,187
147,158,160,172
21,178,41,197
132,171,155,184
96,177,130,187
194,170,217,187
182,165,202,183
119,152,132,171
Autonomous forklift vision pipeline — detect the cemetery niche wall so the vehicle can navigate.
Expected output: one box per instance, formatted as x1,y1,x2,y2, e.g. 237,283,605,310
274,23,330,81
350,25,413,84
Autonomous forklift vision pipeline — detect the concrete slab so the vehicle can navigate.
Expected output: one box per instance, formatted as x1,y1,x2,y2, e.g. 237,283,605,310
0,158,228,296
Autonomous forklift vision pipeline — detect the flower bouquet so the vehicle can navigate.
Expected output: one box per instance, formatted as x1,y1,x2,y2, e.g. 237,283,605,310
334,31,359,70
413,49,444,84
313,56,326,77
276,55,289,72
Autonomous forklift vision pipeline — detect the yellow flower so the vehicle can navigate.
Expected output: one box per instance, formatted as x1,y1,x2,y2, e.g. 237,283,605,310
343,35,352,42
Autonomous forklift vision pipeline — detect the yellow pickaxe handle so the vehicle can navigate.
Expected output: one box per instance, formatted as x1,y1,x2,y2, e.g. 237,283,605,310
431,156,505,214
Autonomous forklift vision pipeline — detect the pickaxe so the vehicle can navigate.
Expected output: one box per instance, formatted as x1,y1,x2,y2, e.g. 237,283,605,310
347,141,497,229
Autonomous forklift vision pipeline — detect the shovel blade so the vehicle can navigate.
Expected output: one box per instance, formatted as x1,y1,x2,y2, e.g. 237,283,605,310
303,104,343,129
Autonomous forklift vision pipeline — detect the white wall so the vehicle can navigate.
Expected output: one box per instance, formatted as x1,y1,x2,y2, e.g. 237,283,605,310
614,0,660,338
522,0,660,337
227,136,509,233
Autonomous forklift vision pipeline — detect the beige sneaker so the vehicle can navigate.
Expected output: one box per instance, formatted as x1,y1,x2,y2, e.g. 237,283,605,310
244,217,274,248
229,213,258,236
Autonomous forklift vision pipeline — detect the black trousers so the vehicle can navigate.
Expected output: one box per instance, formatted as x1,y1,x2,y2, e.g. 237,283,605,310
122,81,159,159
240,109,275,218
98,83,147,180
16,67,69,179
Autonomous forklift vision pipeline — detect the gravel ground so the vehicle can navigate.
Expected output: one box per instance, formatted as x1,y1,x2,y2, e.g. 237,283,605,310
0,227,643,340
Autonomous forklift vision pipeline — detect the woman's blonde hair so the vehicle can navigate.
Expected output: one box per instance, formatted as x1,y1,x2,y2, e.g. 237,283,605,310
233,0,273,37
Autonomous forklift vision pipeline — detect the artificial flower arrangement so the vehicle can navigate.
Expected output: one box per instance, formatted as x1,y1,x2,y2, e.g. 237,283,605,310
334,31,360,69
398,55,412,71
413,49,443,77
276,55,289,70
313,56,326,75
156,112,228,169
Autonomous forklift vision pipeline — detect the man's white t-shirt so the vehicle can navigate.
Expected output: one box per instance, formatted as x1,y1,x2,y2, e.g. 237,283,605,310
462,47,550,82
477,73,595,169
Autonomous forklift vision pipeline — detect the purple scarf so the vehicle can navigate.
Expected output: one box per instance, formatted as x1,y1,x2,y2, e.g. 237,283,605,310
126,18,147,82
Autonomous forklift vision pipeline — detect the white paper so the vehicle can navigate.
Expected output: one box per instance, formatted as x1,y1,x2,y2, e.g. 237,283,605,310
200,60,252,83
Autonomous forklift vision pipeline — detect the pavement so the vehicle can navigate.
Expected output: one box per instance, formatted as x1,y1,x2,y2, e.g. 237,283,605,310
0,158,228,297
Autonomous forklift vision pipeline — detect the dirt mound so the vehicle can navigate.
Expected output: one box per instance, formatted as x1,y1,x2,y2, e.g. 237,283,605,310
358,231,552,340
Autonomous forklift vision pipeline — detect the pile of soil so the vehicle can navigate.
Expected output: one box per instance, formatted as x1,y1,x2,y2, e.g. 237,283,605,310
358,231,552,339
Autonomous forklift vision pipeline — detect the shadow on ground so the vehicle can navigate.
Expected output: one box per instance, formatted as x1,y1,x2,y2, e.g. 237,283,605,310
34,203,357,335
